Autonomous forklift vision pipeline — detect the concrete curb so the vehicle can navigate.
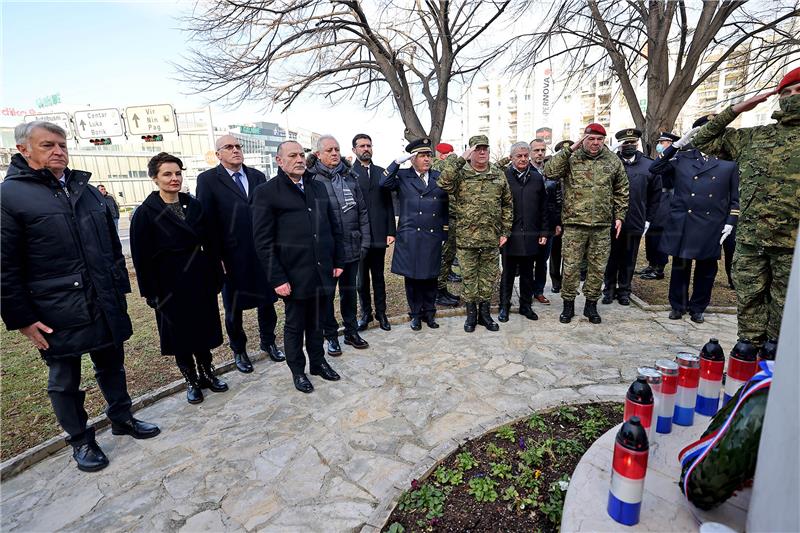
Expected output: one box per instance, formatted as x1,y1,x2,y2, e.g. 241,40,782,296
630,293,736,315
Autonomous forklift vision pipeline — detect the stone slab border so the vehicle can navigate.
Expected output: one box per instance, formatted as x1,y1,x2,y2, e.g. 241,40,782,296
359,389,627,533
630,293,736,315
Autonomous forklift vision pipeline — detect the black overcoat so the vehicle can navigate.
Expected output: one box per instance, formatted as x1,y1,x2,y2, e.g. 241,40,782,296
504,165,546,256
650,146,740,260
196,163,276,310
618,151,662,235
1,154,132,359
380,162,448,280
352,162,396,248
130,192,224,355
251,170,345,300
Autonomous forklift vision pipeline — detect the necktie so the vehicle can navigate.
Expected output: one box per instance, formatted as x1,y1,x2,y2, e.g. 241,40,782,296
297,181,304,193
233,171,246,195
420,172,428,187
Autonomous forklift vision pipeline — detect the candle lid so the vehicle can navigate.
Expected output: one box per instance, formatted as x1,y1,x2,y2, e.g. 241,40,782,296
655,359,679,374
676,352,700,368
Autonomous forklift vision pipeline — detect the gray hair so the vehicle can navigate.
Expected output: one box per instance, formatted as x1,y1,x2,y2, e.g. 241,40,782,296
509,141,530,156
15,121,67,145
530,138,546,145
276,140,303,157
316,134,339,151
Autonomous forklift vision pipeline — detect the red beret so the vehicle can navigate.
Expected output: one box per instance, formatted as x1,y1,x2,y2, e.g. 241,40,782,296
777,67,800,93
584,123,607,136
436,142,454,154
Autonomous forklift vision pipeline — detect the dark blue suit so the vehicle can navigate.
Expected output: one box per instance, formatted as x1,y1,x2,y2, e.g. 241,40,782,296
381,161,448,318
649,146,739,314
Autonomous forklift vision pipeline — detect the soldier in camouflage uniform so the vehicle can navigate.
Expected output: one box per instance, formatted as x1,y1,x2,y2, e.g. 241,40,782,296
544,123,629,324
692,66,800,350
432,145,461,306
438,135,513,332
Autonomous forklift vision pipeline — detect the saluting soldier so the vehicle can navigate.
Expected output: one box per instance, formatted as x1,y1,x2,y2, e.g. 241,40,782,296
431,143,461,307
381,138,449,330
649,116,740,323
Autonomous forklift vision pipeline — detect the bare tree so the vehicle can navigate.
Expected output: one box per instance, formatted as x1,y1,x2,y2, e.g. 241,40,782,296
508,0,800,151
178,0,521,144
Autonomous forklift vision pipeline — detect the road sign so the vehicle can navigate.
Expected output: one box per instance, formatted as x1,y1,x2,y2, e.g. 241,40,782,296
24,112,73,137
124,104,176,135
73,108,124,139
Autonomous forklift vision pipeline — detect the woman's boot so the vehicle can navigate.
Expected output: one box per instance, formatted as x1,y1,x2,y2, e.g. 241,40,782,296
177,362,204,404
196,353,229,393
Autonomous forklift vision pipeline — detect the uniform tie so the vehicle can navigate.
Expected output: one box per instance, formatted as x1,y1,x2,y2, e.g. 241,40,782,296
233,171,246,195
297,181,304,193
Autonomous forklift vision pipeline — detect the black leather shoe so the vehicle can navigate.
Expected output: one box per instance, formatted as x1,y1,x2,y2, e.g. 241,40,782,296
344,333,369,349
310,361,341,381
477,301,500,331
261,343,286,362
519,306,539,320
669,309,683,320
111,417,161,439
640,270,665,280
357,313,373,331
376,313,391,331
234,352,253,373
326,337,342,357
436,289,460,307
425,317,439,329
72,441,109,472
410,317,422,331
636,265,654,276
617,295,631,306
583,300,602,324
601,294,614,305
551,284,561,293
497,306,509,322
447,272,463,283
293,373,314,393
464,303,477,332
560,300,575,323
690,312,704,324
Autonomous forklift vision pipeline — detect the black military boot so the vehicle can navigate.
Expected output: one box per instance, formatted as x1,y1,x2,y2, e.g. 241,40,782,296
437,288,460,307
464,303,478,333
177,363,204,404
518,304,538,320
477,301,500,331
583,300,602,324
559,300,575,323
497,303,510,322
196,354,229,393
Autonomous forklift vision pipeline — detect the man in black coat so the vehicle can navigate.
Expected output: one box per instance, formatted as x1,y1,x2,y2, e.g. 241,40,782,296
1,122,159,473
351,133,396,332
639,132,678,280
649,118,740,323
603,129,662,305
307,135,371,356
196,134,285,373
530,138,559,304
252,141,345,393
498,142,547,322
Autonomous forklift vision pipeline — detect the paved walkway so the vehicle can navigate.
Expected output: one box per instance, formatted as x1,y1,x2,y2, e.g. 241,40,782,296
1,296,737,532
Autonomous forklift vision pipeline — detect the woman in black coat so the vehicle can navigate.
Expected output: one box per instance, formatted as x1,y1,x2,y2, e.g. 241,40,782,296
130,153,227,404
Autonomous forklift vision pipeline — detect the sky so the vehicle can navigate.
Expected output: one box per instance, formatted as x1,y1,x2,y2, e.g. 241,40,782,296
0,0,423,157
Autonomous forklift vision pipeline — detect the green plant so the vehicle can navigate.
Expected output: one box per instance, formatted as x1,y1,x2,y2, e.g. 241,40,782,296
539,475,570,526
456,451,478,471
495,425,516,442
579,417,606,442
397,484,446,519
433,466,463,486
485,442,507,460
501,485,519,501
468,476,498,502
490,462,513,479
520,438,556,467
387,522,405,533
555,405,579,423
584,405,609,424
514,464,543,490
610,403,624,416
527,413,547,432
554,438,585,458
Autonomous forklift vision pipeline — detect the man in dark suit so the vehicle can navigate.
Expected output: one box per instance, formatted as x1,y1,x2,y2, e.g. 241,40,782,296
351,133,396,332
252,141,344,393
196,135,285,373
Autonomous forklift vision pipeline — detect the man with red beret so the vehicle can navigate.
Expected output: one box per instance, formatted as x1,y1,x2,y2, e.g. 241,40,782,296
544,123,629,324
691,66,800,353
432,142,461,306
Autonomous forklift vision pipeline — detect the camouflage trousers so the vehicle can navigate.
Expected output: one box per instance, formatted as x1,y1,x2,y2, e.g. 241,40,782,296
438,219,457,290
457,247,499,303
733,243,793,344
561,224,611,301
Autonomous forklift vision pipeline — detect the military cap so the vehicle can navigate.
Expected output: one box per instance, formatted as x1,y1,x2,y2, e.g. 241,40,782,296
436,142,454,154
657,131,680,142
584,123,607,136
614,128,642,142
692,114,717,128
468,134,490,148
554,140,573,152
405,137,433,154
777,66,800,93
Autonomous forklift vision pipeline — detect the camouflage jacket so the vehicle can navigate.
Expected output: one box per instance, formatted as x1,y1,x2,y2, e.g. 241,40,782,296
543,145,629,226
437,157,513,247
694,105,800,249
432,154,458,218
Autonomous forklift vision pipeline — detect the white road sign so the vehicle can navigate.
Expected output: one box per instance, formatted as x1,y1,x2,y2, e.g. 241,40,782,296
124,104,176,135
73,108,124,139
24,112,73,137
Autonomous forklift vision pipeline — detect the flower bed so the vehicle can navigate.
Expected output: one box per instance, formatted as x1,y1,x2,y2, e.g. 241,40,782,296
383,402,623,532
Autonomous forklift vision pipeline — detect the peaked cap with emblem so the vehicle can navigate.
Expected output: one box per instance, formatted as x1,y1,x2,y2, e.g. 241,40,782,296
405,137,433,154
554,140,574,152
614,128,642,142
692,114,717,128
657,131,680,142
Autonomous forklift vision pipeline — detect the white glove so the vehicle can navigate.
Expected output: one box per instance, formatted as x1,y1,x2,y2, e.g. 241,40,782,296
720,224,733,245
394,153,414,165
673,126,702,149
643,221,650,235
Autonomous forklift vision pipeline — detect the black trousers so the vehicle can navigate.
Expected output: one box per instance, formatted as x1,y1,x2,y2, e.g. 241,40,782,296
722,226,736,286
222,294,277,354
669,257,718,314
533,240,553,296
549,234,562,288
358,247,387,317
45,344,133,445
404,277,438,319
500,253,535,308
284,296,327,375
603,230,642,298
323,260,359,338
174,350,213,369
645,226,669,269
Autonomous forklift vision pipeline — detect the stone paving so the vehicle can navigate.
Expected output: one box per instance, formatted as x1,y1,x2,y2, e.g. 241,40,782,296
0,293,737,532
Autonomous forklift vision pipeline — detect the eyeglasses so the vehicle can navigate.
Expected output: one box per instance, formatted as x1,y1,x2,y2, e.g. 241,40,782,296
219,144,243,151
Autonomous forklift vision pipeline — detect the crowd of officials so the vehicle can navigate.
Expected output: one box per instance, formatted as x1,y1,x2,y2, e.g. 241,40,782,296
1,68,797,473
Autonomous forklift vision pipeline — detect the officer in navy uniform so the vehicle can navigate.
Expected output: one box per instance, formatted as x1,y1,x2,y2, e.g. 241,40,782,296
640,132,679,280
603,129,661,305
380,138,449,330
649,117,739,323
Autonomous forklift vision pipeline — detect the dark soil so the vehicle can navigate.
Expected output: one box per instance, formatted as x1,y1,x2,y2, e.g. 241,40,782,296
384,402,623,533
